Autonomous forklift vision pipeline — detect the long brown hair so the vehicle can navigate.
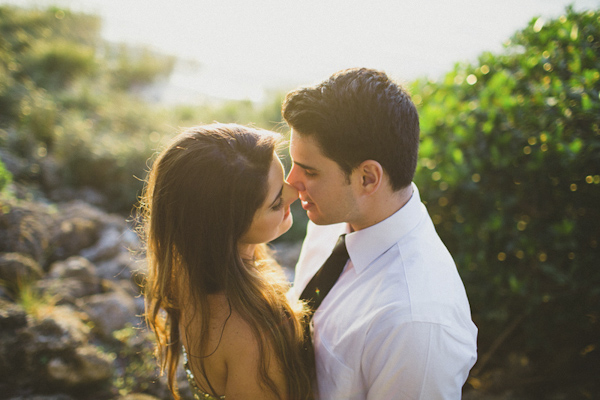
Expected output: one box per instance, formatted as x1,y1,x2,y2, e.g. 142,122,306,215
139,123,312,399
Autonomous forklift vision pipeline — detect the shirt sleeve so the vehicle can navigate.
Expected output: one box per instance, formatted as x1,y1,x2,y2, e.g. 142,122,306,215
362,315,476,400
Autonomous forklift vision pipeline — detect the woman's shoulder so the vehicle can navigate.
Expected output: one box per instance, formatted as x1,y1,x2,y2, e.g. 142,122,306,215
220,308,287,398
220,306,260,357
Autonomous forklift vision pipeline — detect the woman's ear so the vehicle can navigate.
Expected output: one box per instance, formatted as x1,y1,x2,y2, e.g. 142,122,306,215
356,160,383,195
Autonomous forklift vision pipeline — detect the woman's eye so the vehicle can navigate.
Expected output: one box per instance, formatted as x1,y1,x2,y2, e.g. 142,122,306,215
271,197,284,211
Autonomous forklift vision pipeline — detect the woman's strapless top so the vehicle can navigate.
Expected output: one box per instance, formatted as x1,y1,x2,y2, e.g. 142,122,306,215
182,347,226,400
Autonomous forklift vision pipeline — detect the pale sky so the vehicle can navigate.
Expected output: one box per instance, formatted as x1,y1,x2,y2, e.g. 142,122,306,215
3,0,599,102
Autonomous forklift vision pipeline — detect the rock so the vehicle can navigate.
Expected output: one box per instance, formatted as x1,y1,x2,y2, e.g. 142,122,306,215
0,300,28,378
50,217,101,263
96,251,146,295
0,299,28,331
80,226,123,262
49,200,128,263
7,395,75,400
39,155,62,192
0,303,93,393
48,256,97,281
21,305,90,353
45,345,113,388
0,252,44,292
36,257,103,305
0,199,54,264
79,289,139,339
36,277,100,307
0,149,33,182
96,251,134,281
117,395,161,400
49,186,108,209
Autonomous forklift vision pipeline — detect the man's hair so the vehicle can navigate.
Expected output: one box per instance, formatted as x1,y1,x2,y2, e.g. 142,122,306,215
282,67,420,191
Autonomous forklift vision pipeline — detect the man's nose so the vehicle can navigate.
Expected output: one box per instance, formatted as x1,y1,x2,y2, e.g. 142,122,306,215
286,165,306,192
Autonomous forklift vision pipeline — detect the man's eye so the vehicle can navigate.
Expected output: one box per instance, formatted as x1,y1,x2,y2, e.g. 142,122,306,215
304,170,317,177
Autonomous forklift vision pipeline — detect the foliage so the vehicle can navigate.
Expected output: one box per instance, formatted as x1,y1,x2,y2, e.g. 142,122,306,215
13,278,58,319
0,157,11,192
110,324,159,396
0,5,285,213
107,43,175,90
412,6,600,396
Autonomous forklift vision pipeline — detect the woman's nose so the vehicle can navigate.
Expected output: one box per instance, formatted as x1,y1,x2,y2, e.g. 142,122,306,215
283,181,299,205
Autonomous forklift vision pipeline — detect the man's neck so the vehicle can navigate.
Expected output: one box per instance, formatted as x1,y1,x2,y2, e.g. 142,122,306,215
349,184,413,232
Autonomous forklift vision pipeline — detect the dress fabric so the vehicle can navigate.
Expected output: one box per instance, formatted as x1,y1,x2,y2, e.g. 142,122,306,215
182,347,226,400
288,182,478,400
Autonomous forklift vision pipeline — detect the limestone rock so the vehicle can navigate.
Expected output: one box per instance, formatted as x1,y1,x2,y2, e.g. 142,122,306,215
7,395,75,400
48,256,97,281
0,252,44,291
21,305,90,354
80,225,124,262
117,394,161,400
0,300,28,377
0,200,54,264
49,207,102,262
36,256,103,305
45,344,113,388
79,289,139,339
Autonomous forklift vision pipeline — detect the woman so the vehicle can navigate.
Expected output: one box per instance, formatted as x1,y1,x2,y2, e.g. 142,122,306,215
139,123,313,399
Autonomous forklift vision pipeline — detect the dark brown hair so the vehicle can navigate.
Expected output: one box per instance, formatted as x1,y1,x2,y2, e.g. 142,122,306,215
139,123,312,399
282,67,420,191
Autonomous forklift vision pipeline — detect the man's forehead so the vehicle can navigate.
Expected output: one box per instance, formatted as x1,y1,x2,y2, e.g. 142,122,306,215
290,129,321,152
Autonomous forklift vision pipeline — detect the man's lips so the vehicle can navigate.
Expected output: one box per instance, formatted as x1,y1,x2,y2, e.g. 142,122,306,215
300,198,314,210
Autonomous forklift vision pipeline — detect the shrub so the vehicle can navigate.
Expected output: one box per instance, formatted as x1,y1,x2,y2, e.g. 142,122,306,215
412,6,600,396
0,157,12,192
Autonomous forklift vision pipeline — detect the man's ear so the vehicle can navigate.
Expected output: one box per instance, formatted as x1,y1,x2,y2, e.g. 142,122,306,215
356,160,383,195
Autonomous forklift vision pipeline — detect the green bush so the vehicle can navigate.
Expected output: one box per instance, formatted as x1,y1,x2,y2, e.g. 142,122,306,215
22,39,97,90
108,43,175,90
0,157,12,192
413,6,600,396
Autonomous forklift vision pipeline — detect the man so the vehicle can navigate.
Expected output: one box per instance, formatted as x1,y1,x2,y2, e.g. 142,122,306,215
284,68,477,399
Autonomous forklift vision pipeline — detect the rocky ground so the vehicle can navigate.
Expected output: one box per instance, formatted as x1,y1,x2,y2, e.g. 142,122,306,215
0,183,302,400
0,188,200,398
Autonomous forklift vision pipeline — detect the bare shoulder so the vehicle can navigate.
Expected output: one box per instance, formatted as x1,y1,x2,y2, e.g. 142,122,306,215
220,308,288,399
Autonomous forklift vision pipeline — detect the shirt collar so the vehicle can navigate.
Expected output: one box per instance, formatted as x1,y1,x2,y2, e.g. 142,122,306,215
345,182,424,274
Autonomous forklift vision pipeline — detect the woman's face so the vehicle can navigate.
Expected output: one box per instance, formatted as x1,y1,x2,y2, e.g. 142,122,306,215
238,155,298,253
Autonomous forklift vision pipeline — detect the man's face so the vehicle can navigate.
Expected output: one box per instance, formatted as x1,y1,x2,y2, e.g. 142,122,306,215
287,129,359,226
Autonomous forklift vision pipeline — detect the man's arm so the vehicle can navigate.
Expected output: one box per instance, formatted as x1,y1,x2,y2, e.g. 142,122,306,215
363,317,477,400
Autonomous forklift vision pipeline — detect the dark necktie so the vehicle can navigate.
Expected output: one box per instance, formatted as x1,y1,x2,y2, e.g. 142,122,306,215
298,234,349,371
300,234,349,317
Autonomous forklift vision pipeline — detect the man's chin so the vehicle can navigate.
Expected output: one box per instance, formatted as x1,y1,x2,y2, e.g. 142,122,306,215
307,211,333,226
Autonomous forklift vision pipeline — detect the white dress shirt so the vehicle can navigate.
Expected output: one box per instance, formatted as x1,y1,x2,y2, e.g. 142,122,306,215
289,183,478,399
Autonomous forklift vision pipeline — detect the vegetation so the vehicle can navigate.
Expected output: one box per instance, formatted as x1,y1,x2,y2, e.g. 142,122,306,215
1,3,599,399
0,5,285,213
412,6,600,397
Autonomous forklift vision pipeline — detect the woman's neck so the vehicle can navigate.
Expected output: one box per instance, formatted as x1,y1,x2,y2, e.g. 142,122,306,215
237,243,256,260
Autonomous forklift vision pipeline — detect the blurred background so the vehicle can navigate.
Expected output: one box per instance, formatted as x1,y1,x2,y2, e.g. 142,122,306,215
0,1,598,399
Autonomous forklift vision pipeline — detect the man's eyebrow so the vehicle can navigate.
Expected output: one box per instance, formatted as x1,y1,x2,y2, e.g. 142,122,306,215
269,185,284,207
294,161,317,171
